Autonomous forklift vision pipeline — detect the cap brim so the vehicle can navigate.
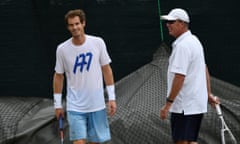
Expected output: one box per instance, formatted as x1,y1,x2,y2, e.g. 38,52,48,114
160,15,177,21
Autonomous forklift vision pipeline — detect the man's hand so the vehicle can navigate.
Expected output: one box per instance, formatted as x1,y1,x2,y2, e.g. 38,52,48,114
160,103,171,120
107,100,117,117
209,94,220,108
55,108,64,120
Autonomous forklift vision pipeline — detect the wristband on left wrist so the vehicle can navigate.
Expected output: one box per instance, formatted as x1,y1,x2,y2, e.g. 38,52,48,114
106,85,116,100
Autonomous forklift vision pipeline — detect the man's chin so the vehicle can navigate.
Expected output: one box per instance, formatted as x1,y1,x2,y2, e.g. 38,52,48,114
168,31,175,37
72,34,81,38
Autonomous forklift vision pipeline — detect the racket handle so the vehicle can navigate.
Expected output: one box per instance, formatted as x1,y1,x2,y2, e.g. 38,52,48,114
59,114,63,130
213,96,222,115
215,104,222,115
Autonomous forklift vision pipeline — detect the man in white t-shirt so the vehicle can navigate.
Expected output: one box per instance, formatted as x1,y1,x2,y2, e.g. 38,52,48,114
53,9,117,144
159,8,219,144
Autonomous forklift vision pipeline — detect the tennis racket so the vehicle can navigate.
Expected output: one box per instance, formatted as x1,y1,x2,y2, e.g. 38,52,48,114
59,114,64,144
214,97,237,144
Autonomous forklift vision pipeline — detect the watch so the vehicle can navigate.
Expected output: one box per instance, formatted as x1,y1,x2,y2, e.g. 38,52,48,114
166,97,174,103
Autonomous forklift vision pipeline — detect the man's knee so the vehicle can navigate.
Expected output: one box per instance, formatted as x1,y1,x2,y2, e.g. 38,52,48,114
73,139,86,144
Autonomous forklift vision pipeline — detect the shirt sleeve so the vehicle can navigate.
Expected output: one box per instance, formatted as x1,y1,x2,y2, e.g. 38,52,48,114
54,46,65,74
169,45,191,75
98,38,112,66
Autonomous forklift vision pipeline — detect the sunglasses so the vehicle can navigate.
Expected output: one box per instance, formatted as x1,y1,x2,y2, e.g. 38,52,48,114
166,20,177,24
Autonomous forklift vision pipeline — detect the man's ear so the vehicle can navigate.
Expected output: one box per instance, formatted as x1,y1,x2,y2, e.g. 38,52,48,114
82,21,86,27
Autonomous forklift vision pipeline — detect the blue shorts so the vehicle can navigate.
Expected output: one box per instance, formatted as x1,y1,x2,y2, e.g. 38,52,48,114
67,109,111,143
170,112,203,142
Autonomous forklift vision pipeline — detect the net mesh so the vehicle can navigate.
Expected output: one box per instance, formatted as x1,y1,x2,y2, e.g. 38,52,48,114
0,97,43,144
0,44,239,144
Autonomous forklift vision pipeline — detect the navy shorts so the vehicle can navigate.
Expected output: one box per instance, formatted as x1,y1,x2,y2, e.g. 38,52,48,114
170,112,203,142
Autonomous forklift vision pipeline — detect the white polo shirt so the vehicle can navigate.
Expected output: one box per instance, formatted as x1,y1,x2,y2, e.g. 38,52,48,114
55,35,111,112
167,30,208,115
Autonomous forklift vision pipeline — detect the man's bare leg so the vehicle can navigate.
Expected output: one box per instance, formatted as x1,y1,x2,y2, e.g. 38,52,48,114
73,139,86,144
175,140,188,144
175,141,198,144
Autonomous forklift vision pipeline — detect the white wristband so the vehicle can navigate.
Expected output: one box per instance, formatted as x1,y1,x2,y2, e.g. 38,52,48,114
106,85,116,100
54,93,63,109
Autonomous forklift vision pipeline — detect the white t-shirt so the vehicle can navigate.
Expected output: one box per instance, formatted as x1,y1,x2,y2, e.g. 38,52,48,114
55,35,111,112
167,30,208,115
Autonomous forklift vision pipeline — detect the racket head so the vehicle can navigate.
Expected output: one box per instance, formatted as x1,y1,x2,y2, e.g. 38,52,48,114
222,130,237,144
